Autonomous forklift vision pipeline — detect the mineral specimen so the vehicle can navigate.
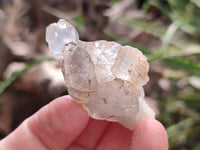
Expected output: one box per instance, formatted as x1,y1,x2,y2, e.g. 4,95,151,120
46,19,155,130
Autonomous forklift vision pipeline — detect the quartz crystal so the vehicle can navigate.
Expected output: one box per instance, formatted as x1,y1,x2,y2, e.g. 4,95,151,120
46,19,155,130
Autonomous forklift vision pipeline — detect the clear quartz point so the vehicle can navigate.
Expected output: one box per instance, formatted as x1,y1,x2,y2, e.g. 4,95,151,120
46,19,155,130
45,19,79,58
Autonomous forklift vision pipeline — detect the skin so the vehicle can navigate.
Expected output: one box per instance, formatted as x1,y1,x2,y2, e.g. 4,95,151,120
0,96,168,150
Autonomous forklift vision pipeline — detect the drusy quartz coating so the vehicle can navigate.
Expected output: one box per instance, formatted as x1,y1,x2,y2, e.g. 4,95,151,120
46,19,155,130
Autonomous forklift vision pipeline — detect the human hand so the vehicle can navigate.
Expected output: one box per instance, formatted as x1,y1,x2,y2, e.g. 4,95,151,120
0,96,168,150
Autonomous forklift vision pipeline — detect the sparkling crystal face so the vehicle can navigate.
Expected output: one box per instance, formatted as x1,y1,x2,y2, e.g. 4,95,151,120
46,19,155,130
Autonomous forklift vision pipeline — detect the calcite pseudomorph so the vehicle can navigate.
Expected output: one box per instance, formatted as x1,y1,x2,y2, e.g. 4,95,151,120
46,19,155,130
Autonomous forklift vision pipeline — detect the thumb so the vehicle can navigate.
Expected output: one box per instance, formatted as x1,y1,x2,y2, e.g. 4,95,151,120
131,119,169,150
0,96,89,150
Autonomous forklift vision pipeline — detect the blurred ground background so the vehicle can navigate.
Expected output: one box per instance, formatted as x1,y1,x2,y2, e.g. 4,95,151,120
0,0,200,149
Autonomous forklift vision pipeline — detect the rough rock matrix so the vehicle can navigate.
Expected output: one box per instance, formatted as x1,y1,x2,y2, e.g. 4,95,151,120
46,19,155,130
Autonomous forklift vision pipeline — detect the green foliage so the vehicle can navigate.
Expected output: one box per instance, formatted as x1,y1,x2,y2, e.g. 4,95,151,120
0,57,54,95
74,12,85,27
163,58,200,76
111,0,120,3
177,93,200,113
145,0,200,38
119,18,166,38
167,118,200,150
162,20,183,49
184,100,200,113
167,118,197,141
142,0,173,20
193,143,200,150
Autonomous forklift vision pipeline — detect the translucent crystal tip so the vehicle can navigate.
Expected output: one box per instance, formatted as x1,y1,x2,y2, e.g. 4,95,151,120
45,19,79,58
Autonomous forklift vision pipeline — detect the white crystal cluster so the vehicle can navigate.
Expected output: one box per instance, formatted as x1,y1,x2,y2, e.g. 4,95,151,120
46,19,155,130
